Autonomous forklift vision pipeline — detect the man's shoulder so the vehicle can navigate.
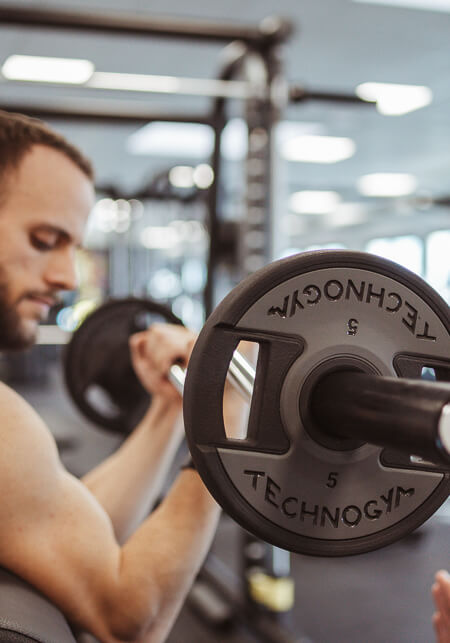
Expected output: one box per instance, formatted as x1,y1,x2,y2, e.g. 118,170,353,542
0,380,26,403
0,381,57,454
0,380,40,424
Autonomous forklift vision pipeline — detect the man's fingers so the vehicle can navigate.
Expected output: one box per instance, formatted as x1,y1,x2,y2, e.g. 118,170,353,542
433,572,450,643
434,611,450,643
436,571,450,592
436,572,450,608
129,331,151,361
128,324,197,398
434,582,450,625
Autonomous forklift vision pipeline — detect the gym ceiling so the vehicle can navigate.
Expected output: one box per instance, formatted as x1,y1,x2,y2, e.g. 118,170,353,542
0,0,449,247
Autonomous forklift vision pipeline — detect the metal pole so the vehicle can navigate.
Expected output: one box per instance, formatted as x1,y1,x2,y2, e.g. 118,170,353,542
203,41,250,317
289,85,374,106
237,42,295,624
0,6,289,46
0,101,211,125
169,351,254,402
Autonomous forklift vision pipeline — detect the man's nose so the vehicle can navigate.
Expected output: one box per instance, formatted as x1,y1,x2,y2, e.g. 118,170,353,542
42,247,78,292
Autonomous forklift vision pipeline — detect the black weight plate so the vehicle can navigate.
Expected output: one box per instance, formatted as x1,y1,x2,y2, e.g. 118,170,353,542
64,297,183,434
184,250,450,556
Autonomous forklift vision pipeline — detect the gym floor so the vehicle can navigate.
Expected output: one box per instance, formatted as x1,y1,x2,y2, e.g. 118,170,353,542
13,360,449,643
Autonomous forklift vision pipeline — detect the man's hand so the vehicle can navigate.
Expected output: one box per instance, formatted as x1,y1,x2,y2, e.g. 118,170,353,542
129,323,197,401
81,323,197,543
433,570,450,643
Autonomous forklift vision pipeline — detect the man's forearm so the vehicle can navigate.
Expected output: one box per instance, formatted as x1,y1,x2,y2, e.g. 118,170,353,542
82,396,184,543
117,470,221,642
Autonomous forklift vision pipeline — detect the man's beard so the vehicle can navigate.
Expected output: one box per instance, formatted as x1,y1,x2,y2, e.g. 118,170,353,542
0,275,38,351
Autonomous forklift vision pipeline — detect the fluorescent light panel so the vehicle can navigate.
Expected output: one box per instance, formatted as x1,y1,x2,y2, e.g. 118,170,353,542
289,191,341,215
356,82,432,115
141,226,179,250
220,119,326,162
282,135,356,164
326,203,368,227
357,173,418,196
87,72,247,98
127,122,214,158
1,57,246,98
88,72,180,93
353,0,450,12
1,55,94,84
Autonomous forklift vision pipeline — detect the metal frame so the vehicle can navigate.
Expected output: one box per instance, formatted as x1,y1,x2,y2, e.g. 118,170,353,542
0,5,291,47
0,100,211,125
0,8,373,640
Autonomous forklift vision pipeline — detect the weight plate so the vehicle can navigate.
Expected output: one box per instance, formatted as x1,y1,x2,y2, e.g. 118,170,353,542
184,250,450,556
64,297,183,434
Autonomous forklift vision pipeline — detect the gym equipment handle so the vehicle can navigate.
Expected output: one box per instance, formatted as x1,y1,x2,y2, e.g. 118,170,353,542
171,355,450,465
311,371,450,466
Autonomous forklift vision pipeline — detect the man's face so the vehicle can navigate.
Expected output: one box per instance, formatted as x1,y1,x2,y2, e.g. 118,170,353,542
0,144,95,350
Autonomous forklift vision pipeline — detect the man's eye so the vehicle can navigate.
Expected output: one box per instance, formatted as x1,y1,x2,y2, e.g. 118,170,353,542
31,235,55,251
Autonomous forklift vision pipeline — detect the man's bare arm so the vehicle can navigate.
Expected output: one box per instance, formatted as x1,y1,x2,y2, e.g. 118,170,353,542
81,323,194,544
0,381,220,642
82,395,184,544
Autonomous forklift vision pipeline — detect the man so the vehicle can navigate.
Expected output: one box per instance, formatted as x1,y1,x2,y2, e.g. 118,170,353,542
0,110,448,642
0,109,247,642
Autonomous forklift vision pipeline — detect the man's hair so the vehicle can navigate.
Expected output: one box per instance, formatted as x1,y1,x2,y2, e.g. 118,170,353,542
0,110,94,184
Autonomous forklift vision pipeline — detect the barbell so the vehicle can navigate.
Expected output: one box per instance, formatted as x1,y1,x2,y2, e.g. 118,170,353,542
64,250,450,556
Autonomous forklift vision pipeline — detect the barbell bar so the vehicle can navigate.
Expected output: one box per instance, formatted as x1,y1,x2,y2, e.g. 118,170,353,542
170,350,450,466
169,349,255,401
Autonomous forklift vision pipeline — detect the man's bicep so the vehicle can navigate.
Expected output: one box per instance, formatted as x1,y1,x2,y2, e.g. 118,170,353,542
0,387,122,632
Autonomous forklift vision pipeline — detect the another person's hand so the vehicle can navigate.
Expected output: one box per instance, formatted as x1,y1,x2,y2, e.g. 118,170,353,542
129,323,197,402
433,570,450,643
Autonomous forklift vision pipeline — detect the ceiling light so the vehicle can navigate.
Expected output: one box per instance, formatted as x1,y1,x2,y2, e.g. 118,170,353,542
282,136,356,163
289,191,341,214
148,269,182,299
140,226,179,250
169,166,195,189
127,122,214,158
357,173,418,197
90,198,132,233
353,0,450,13
1,55,94,84
181,258,207,293
221,118,248,161
169,220,207,245
277,120,326,142
193,164,214,189
325,203,368,227
87,72,246,98
88,72,180,93
356,82,432,115
220,119,326,162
